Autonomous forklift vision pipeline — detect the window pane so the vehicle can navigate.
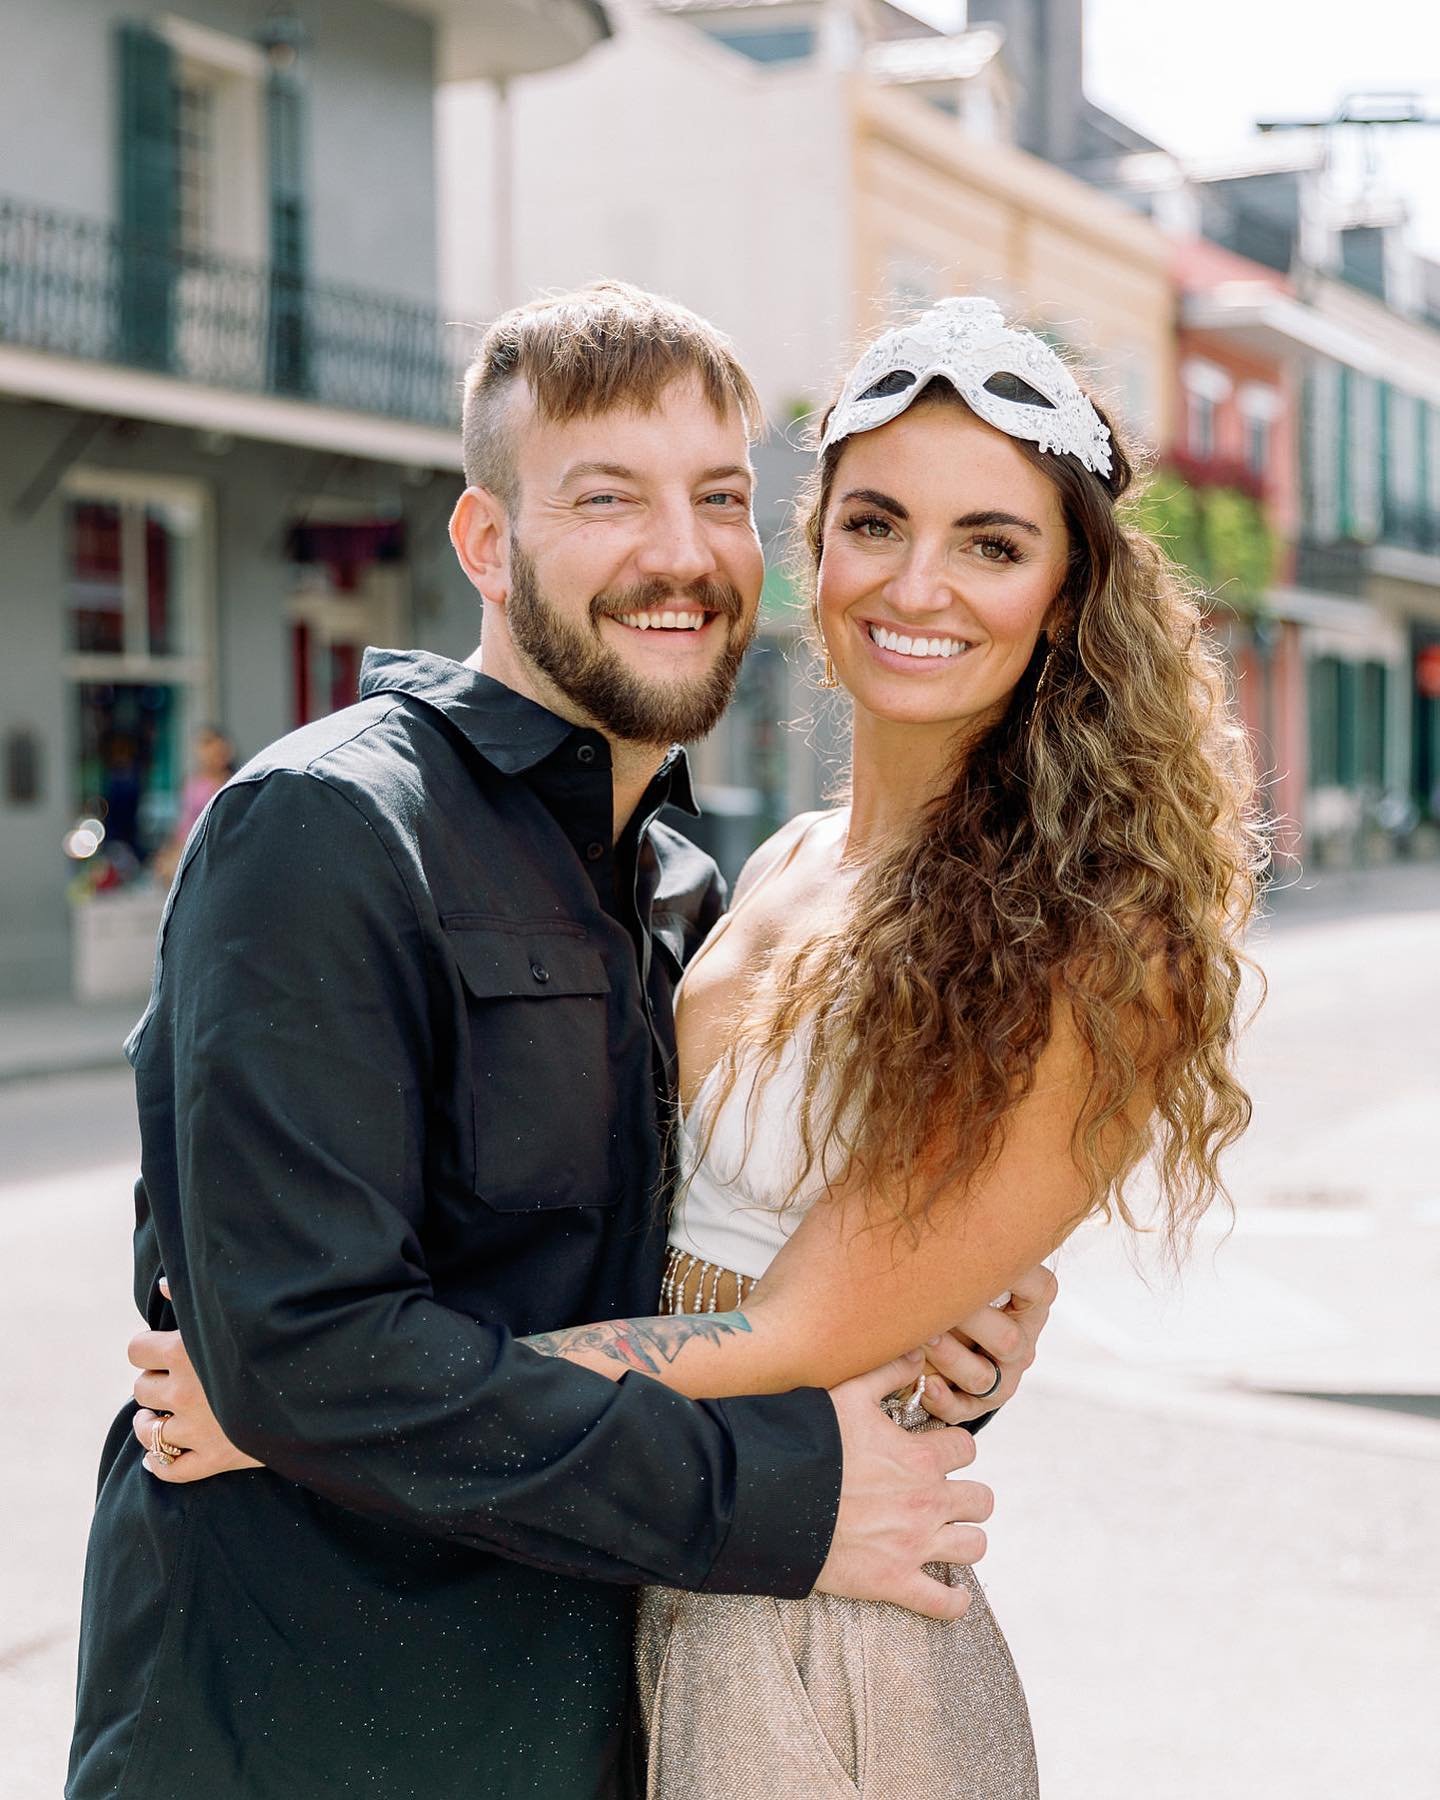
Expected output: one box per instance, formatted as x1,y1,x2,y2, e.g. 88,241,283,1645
68,501,127,655
705,25,815,61
144,504,188,656
75,681,181,871
174,73,216,255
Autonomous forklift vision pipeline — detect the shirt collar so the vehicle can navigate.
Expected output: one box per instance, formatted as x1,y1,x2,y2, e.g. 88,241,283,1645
358,646,700,816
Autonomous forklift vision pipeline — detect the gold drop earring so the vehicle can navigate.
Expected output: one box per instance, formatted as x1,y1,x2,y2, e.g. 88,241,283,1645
813,602,839,690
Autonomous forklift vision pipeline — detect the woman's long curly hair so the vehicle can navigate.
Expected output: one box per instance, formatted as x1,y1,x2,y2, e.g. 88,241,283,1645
707,375,1265,1257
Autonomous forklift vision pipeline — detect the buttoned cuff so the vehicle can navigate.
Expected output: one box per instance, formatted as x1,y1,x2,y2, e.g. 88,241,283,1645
697,1388,842,1599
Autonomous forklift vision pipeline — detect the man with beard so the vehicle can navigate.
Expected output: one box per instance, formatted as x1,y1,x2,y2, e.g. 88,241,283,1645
68,283,1024,1800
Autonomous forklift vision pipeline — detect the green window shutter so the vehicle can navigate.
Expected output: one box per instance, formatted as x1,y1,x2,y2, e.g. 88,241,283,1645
1359,661,1386,787
1308,655,1340,787
1337,367,1352,539
116,21,176,370
1336,659,1358,787
1378,382,1391,535
267,67,309,395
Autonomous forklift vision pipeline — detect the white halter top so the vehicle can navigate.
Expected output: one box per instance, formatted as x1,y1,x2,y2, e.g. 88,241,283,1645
666,813,840,1281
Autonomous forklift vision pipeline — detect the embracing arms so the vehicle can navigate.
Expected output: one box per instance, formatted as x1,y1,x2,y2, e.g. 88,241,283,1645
519,990,1119,1402
130,767,839,1593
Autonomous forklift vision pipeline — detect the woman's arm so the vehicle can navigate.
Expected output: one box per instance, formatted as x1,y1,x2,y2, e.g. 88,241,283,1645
133,997,1106,1477
521,989,1148,1397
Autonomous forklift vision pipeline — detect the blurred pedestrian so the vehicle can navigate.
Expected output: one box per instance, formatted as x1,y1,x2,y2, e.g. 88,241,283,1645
151,724,236,885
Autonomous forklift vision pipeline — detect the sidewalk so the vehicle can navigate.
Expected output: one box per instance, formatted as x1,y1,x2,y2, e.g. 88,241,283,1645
2,855,1436,1086
1260,851,1440,926
0,995,143,1085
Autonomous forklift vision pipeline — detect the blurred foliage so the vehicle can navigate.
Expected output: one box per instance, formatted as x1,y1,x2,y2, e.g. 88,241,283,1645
1133,470,1276,615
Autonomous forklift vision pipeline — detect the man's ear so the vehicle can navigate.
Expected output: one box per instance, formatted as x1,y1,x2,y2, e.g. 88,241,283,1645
450,486,511,603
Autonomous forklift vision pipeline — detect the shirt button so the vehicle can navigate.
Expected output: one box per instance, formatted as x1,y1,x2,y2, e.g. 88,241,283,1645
576,743,596,765
530,962,550,983
585,841,605,861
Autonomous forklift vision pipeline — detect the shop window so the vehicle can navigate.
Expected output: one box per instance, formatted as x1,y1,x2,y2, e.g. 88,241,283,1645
61,471,213,875
66,494,194,661
285,512,405,726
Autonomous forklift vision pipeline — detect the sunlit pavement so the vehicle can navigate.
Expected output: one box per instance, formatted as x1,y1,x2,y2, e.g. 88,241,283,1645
980,895,1440,1799
3,891,1438,1798
2,1072,140,1800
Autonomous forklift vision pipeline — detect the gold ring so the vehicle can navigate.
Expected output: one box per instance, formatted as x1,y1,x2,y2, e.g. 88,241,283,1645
148,1416,185,1463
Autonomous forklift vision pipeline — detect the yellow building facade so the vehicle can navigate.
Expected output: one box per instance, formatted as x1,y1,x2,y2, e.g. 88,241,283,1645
850,81,1176,451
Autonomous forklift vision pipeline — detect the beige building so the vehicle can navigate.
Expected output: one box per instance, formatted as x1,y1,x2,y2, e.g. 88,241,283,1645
438,0,1177,866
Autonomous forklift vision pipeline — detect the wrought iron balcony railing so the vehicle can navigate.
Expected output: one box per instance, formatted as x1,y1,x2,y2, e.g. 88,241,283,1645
1379,503,1440,557
1293,536,1368,597
0,195,470,430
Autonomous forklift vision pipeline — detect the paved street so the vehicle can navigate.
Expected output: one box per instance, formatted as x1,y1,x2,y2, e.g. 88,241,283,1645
3,886,1438,1799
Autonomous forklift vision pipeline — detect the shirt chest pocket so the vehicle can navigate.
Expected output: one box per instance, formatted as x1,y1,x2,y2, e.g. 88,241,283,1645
447,927,617,1212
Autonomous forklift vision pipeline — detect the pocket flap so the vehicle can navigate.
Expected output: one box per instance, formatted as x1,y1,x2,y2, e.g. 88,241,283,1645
447,928,611,1000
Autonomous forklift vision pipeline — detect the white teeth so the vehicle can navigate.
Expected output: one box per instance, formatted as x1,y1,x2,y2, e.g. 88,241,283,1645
616,611,706,631
868,625,969,660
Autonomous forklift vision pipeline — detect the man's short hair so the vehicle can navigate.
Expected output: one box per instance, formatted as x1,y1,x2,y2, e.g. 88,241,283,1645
461,280,763,507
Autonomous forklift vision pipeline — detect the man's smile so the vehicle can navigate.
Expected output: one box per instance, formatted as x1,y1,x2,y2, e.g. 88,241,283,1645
610,608,714,633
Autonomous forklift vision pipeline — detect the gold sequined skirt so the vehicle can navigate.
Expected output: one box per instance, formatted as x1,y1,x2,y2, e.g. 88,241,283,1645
634,1251,1039,1799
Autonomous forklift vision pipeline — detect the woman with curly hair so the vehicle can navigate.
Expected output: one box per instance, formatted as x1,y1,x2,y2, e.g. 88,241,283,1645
129,297,1262,1797
607,297,1263,1796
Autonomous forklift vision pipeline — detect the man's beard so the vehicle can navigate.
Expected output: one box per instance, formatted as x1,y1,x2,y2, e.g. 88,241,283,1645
506,542,755,745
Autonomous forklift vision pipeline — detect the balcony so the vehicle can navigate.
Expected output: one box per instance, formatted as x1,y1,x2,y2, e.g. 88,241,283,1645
1379,503,1440,558
0,194,469,433
1293,537,1368,598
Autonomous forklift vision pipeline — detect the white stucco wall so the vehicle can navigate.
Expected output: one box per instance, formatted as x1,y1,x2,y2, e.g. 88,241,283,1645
437,8,855,425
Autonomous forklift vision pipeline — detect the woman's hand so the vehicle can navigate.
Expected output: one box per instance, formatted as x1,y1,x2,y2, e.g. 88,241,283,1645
915,1262,1058,1424
130,1279,264,1483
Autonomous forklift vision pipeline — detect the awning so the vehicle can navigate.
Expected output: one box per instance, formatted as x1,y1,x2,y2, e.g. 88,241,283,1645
391,0,611,82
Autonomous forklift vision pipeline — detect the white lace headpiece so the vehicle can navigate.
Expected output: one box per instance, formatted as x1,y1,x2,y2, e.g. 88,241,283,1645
820,296,1112,478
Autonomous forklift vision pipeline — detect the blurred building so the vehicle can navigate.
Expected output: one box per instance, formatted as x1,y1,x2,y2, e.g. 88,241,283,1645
1074,133,1440,867
0,0,607,1002
953,0,1440,865
439,0,1176,871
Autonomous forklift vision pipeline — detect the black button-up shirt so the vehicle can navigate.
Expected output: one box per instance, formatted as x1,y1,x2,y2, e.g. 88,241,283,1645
69,649,842,1800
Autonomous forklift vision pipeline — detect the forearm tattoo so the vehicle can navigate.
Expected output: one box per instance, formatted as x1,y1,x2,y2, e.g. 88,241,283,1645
522,1311,752,1376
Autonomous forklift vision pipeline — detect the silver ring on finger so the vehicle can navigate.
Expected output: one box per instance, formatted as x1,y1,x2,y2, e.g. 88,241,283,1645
972,1353,1002,1400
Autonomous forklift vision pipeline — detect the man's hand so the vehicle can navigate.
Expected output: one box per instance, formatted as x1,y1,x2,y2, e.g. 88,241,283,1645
813,1354,992,1622
129,1281,262,1483
917,1262,1058,1426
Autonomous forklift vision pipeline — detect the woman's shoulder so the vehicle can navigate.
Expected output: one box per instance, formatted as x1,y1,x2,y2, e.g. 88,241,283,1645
730,809,843,907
